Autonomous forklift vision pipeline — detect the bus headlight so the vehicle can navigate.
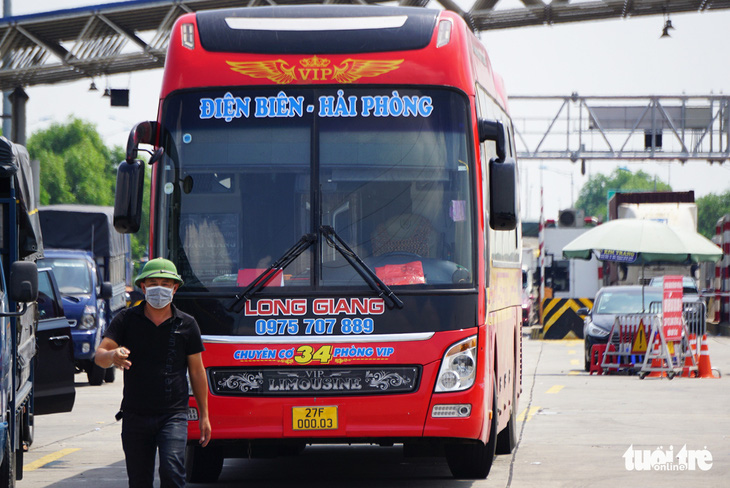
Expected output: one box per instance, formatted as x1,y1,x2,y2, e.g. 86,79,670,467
435,335,477,392
78,305,97,330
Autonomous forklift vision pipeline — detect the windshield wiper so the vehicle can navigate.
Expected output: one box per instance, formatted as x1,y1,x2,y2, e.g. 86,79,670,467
228,233,317,313
320,225,403,309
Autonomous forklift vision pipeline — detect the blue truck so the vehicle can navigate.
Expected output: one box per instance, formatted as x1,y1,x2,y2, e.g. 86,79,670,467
38,205,132,386
0,136,76,487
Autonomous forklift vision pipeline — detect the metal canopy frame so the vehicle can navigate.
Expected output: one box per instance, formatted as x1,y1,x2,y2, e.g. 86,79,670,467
511,94,730,164
1,0,730,91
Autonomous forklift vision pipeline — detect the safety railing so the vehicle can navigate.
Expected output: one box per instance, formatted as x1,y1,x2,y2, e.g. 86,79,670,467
595,300,707,375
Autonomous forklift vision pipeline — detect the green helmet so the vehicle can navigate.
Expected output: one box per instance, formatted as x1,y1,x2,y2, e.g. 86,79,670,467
134,258,184,287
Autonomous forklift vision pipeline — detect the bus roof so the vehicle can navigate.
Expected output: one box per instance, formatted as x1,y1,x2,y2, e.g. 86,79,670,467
197,6,437,54
161,6,508,111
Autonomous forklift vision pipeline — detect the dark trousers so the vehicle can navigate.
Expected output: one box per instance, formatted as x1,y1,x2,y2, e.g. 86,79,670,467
121,411,188,488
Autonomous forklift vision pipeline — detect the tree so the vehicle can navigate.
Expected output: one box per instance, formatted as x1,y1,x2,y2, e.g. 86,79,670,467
696,191,730,239
574,168,672,221
27,118,149,263
28,118,116,206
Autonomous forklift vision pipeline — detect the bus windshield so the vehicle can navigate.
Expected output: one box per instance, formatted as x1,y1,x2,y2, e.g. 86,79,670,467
157,87,474,292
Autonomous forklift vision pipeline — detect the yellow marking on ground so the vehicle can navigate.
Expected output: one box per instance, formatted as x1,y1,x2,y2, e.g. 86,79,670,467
568,370,581,375
24,448,80,472
567,350,576,355
570,359,580,366
517,406,540,422
546,385,565,394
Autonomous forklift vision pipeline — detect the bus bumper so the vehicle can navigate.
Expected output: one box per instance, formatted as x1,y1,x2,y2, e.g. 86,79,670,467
188,363,487,443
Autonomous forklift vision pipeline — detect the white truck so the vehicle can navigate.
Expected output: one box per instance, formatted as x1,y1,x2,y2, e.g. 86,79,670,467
542,225,602,299
608,191,698,286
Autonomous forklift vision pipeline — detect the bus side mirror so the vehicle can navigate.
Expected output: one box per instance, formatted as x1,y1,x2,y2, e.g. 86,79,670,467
10,261,38,303
126,121,158,163
114,159,145,234
478,119,506,162
116,120,160,234
489,157,518,231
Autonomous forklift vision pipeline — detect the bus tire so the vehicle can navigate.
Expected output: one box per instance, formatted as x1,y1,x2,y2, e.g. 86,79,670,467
496,361,518,454
445,387,498,479
0,429,16,488
104,367,115,383
496,400,516,455
185,443,223,483
87,362,105,386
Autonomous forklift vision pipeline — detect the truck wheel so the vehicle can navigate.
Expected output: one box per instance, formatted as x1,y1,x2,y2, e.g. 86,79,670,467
185,443,223,483
87,363,105,386
104,367,115,383
22,412,33,447
445,387,498,479
0,430,15,488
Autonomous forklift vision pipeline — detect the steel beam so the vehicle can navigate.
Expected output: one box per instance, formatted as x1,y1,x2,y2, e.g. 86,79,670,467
512,94,730,164
0,1,729,90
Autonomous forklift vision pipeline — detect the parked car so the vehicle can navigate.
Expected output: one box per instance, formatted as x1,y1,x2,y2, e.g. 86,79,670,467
522,268,537,326
578,285,663,371
35,267,76,415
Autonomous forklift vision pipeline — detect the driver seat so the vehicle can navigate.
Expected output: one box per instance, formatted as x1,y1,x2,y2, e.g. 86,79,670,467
371,213,438,258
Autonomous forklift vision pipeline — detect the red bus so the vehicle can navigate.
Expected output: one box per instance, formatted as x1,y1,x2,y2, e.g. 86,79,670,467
115,5,522,481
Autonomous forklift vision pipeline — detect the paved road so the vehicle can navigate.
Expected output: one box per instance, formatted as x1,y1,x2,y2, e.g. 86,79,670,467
22,333,730,487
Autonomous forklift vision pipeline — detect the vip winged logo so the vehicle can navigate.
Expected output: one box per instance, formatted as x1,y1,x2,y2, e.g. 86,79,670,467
332,59,403,83
226,59,297,84
227,57,403,84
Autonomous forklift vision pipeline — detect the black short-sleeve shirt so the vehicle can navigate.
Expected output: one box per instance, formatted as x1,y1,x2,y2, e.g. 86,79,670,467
104,303,205,414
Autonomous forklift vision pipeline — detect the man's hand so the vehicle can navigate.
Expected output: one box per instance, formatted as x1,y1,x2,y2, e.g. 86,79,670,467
112,347,132,370
199,416,212,447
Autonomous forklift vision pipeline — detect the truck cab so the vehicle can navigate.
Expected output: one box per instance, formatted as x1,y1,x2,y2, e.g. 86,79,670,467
38,204,132,386
0,136,59,485
38,249,114,385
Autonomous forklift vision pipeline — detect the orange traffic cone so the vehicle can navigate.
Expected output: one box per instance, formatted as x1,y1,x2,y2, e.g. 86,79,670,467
647,339,666,378
697,334,720,379
681,333,697,378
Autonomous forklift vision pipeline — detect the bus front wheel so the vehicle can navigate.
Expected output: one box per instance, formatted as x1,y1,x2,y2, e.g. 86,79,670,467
496,361,518,454
185,443,223,483
445,387,498,479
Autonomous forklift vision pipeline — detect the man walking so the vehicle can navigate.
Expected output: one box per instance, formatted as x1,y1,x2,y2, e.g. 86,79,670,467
95,258,211,487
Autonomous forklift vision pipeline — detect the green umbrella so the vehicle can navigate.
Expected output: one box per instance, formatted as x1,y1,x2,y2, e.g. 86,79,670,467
562,218,722,264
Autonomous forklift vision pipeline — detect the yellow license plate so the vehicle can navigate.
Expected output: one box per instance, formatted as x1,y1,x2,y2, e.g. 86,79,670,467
292,406,338,431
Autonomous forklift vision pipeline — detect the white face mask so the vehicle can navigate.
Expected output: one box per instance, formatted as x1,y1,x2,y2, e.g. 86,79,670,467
145,286,174,309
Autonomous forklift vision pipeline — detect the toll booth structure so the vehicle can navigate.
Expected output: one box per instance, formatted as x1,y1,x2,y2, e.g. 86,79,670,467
539,220,602,339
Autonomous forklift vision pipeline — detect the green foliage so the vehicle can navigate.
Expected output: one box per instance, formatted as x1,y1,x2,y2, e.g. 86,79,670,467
28,118,149,263
28,118,116,206
696,191,730,239
575,168,671,221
